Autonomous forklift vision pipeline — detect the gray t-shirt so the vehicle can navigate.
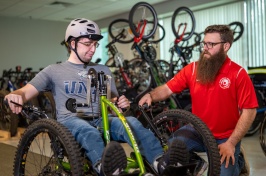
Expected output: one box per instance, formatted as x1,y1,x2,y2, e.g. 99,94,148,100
29,61,118,122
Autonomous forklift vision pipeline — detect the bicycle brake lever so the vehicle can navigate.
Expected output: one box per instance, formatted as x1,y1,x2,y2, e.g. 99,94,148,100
3,99,22,108
138,103,150,111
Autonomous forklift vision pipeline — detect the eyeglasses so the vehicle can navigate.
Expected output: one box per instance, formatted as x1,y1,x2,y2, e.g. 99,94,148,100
200,42,226,49
78,41,99,48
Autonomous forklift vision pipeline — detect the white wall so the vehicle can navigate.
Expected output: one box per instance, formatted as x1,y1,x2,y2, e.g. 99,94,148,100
0,16,68,74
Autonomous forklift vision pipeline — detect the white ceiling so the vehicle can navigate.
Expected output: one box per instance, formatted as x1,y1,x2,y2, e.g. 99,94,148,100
0,0,169,22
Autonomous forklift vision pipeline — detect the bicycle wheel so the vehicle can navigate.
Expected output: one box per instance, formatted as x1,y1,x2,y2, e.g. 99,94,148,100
129,2,158,40
149,22,165,43
0,90,18,136
171,7,196,41
246,89,264,136
128,58,151,93
108,18,134,44
260,114,266,156
229,21,244,42
13,119,84,176
38,91,56,119
154,59,170,79
153,109,220,176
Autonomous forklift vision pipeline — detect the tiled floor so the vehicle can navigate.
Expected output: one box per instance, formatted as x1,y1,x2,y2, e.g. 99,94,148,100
0,130,266,176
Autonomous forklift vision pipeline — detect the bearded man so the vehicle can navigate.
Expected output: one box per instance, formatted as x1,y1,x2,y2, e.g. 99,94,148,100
139,25,258,176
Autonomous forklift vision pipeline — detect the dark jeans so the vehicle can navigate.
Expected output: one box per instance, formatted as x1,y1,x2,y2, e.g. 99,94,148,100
169,125,243,176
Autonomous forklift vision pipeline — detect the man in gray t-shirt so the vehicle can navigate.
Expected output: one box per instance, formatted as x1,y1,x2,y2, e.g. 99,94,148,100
5,18,181,175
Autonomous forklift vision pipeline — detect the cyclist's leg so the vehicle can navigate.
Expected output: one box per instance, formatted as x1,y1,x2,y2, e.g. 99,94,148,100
109,116,164,164
59,117,104,168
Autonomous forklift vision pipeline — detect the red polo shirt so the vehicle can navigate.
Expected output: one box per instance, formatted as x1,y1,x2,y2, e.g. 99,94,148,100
167,57,258,139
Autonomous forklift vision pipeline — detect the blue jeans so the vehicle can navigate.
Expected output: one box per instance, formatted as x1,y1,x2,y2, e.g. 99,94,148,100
59,115,163,168
169,125,243,176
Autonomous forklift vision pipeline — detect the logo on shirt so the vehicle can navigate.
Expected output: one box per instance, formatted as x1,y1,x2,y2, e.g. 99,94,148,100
77,70,88,80
219,77,231,89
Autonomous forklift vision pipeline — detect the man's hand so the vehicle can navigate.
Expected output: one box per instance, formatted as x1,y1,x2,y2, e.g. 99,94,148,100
218,141,236,168
113,95,130,113
4,94,24,114
138,93,152,106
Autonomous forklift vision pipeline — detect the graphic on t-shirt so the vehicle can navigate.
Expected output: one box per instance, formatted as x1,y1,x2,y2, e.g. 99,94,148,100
77,70,88,80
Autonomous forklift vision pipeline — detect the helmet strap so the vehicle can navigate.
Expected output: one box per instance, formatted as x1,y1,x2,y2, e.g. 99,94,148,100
70,39,90,68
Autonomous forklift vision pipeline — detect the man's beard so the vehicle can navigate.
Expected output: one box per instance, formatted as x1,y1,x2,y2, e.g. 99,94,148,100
196,46,226,85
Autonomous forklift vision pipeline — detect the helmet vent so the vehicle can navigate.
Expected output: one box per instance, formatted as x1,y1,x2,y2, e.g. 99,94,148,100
80,20,88,23
87,24,95,28
87,29,95,34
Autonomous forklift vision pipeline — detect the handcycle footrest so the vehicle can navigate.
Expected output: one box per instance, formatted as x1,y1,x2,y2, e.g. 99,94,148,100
161,162,197,176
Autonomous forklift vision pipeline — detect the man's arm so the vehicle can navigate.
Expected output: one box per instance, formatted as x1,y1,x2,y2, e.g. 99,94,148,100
4,84,39,114
138,84,173,106
219,108,257,167
228,108,257,146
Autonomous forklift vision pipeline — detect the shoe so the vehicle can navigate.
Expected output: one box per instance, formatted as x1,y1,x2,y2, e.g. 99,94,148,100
100,141,127,176
157,139,190,174
191,153,208,176
239,146,250,176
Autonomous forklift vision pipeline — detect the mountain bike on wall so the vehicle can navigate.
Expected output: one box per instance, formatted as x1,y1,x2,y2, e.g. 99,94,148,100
105,18,151,102
128,2,183,119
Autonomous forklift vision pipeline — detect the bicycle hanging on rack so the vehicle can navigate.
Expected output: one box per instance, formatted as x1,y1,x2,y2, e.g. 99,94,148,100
167,6,196,80
105,18,150,101
128,2,182,112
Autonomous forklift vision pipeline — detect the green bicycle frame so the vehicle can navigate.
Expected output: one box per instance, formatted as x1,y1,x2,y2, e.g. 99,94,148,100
100,96,146,174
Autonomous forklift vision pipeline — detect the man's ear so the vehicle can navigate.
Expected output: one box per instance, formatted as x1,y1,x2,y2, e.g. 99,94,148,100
70,40,76,50
224,42,231,52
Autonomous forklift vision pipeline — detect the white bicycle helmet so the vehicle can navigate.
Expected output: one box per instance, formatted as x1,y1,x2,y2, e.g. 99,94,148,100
65,18,103,42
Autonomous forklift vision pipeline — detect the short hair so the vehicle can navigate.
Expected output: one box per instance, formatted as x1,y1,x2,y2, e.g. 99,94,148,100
204,25,234,46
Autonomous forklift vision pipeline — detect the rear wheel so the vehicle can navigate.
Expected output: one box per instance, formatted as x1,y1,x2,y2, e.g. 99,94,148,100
152,109,221,176
13,119,85,175
0,90,18,136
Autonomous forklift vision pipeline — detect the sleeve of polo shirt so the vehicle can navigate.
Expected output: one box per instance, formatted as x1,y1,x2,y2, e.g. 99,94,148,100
166,63,193,94
236,69,258,109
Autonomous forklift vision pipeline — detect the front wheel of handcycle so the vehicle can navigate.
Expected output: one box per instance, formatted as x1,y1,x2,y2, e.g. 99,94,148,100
152,109,221,176
13,119,86,176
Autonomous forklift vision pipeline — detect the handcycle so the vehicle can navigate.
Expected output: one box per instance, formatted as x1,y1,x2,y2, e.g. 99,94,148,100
11,66,221,175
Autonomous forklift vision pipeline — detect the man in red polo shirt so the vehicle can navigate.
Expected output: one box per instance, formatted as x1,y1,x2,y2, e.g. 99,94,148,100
139,24,258,176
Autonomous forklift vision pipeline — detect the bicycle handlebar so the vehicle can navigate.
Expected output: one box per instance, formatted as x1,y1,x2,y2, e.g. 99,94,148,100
5,100,49,120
